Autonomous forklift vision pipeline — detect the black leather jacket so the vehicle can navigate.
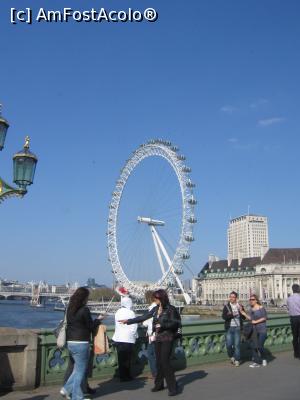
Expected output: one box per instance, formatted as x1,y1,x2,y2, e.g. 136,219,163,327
66,306,100,342
222,302,246,331
127,304,181,340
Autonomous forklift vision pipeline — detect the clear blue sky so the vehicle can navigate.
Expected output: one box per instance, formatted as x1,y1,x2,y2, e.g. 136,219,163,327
0,0,299,285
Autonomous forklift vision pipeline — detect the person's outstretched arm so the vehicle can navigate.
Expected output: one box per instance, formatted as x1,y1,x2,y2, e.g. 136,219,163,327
119,307,156,325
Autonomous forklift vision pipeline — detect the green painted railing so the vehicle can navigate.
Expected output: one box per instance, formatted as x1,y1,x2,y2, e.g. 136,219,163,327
38,315,292,386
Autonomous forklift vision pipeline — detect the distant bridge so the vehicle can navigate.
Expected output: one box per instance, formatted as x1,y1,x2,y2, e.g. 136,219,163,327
0,285,73,304
0,285,185,310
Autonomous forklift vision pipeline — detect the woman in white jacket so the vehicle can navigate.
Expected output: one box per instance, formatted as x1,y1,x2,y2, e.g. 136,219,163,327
112,297,137,381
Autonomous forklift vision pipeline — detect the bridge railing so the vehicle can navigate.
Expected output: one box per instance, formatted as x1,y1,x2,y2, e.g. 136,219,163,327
37,314,292,386
0,287,32,293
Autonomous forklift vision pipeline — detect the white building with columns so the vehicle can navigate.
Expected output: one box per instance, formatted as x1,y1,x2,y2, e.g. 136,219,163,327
196,249,300,304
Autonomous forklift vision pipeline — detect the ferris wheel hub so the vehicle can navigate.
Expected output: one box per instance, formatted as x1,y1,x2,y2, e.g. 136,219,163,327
137,216,165,226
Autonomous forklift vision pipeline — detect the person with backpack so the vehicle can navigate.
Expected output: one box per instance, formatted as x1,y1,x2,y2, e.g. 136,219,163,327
119,289,181,396
222,291,246,367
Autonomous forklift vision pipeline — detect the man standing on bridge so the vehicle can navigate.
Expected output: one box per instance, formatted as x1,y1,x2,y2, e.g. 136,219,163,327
287,284,300,359
222,291,245,367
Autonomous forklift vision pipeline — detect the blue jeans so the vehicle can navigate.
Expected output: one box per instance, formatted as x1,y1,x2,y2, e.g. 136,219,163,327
147,341,157,377
226,327,241,361
251,332,267,364
63,342,90,400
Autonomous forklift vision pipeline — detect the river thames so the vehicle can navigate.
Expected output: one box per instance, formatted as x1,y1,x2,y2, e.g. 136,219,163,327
0,300,114,329
0,300,201,329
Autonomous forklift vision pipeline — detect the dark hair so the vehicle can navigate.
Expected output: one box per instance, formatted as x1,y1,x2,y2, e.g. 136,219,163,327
68,287,90,315
145,290,155,305
153,289,170,308
292,284,300,294
249,294,261,305
230,291,238,298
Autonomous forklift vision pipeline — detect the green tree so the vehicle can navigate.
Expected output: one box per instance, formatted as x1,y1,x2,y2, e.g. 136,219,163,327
89,287,120,302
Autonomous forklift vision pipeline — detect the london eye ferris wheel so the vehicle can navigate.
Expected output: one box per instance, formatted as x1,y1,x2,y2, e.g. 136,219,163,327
107,139,197,304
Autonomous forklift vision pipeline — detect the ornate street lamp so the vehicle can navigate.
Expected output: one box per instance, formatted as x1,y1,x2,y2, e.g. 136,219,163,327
0,105,38,203
0,106,9,151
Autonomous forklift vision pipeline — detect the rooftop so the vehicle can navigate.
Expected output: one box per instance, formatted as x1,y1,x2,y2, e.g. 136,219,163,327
200,248,300,276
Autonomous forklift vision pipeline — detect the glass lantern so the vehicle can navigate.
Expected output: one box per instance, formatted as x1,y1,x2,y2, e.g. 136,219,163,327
13,136,38,189
0,115,9,151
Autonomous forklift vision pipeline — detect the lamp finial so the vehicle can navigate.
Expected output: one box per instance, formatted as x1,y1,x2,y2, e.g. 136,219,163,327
24,136,30,149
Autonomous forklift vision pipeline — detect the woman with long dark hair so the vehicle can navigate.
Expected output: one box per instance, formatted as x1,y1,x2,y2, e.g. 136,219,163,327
240,294,268,368
60,287,102,400
120,289,181,396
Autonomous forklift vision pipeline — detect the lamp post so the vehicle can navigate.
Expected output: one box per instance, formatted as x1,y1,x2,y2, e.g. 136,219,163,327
0,105,38,203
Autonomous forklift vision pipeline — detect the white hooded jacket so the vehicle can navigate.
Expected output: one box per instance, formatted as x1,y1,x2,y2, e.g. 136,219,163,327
112,297,137,344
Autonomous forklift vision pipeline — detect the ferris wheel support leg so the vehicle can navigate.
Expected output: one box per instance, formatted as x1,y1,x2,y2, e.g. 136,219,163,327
152,227,191,305
151,226,166,276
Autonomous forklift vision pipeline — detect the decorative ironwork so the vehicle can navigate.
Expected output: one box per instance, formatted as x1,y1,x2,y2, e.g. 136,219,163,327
38,315,292,386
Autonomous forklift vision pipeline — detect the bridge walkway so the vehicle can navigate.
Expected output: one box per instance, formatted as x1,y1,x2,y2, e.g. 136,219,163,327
1,351,299,400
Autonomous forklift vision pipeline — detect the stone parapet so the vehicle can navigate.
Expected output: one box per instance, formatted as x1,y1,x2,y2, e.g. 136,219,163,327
0,315,292,390
0,328,38,392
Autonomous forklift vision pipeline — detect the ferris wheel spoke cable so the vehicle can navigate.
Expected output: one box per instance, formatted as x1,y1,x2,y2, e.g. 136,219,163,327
146,168,177,217
149,171,179,214
138,158,169,216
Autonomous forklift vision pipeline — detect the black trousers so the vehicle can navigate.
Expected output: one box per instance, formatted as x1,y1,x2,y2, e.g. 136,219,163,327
290,316,300,357
116,342,134,380
154,340,176,393
64,351,94,392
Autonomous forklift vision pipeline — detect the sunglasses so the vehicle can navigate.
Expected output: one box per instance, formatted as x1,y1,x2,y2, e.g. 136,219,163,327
249,298,256,301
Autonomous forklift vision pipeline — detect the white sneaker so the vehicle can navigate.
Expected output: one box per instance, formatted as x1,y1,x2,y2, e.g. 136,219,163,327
60,388,71,400
262,359,267,367
230,357,235,365
249,362,260,368
234,360,240,367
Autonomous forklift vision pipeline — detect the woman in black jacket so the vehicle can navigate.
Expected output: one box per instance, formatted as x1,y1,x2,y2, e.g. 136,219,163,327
120,289,181,396
60,287,102,400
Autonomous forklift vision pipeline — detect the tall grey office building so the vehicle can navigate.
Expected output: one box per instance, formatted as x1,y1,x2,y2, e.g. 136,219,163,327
227,214,269,262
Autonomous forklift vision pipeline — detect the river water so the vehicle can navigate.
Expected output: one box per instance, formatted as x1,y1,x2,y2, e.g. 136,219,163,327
0,300,202,329
0,300,114,329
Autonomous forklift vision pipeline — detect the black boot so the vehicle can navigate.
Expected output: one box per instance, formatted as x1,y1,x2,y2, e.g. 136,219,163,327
151,386,164,392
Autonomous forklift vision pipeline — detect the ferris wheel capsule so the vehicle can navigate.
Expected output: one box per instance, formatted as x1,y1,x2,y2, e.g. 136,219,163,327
188,196,197,205
182,166,192,173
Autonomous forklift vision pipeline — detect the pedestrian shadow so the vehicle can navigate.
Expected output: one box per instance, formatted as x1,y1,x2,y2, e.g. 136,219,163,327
176,370,208,393
241,341,277,364
262,349,276,364
95,376,147,396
